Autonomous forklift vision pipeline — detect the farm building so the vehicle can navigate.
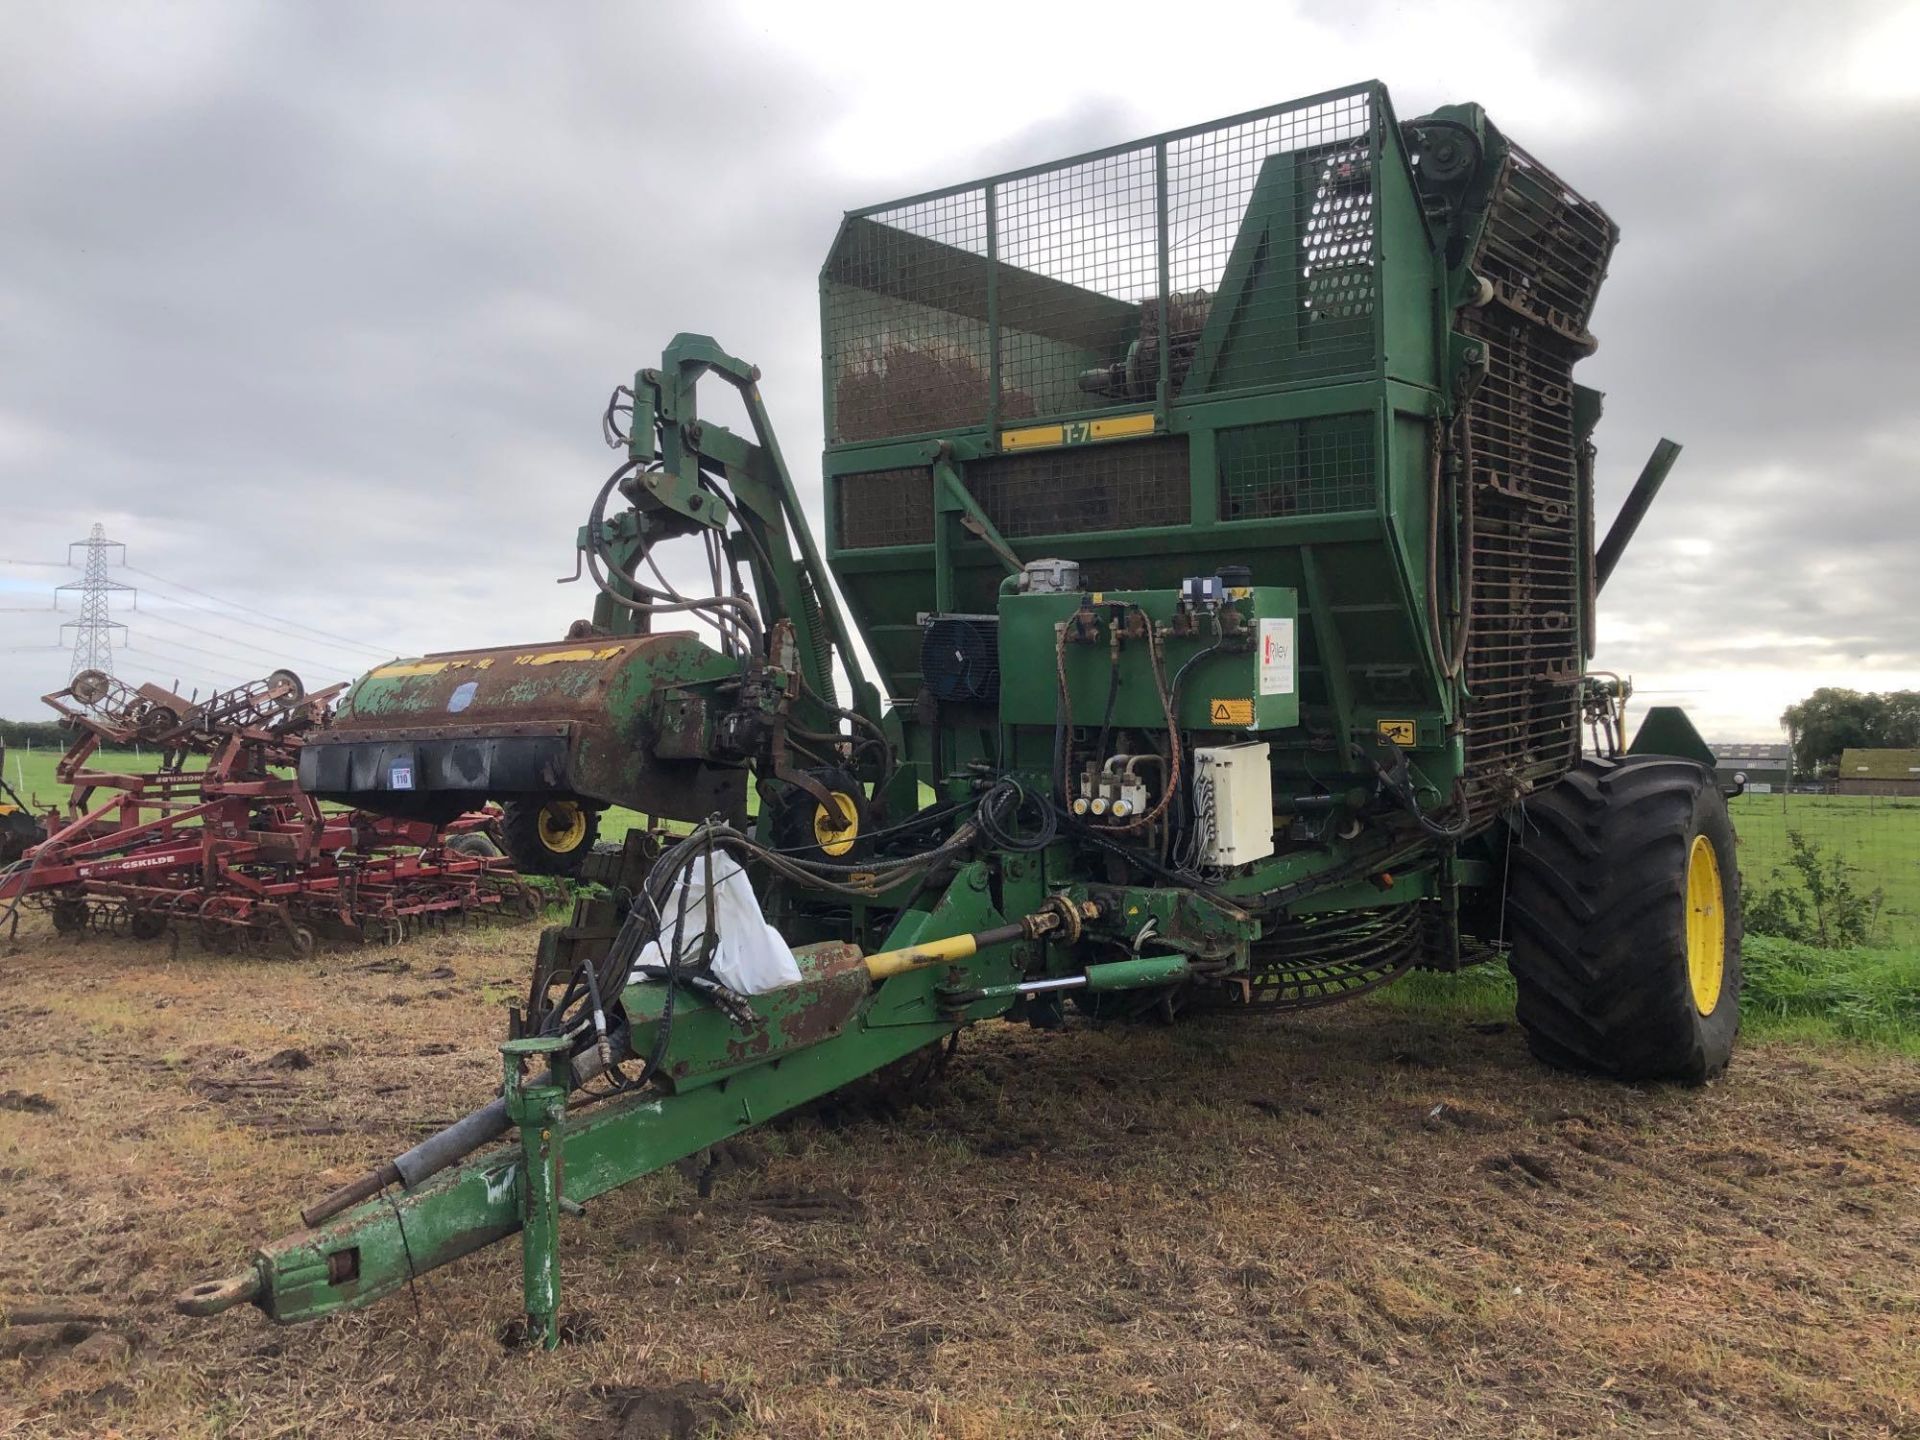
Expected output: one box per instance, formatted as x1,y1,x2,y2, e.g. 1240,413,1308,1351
1834,748,1920,796
1712,741,1792,793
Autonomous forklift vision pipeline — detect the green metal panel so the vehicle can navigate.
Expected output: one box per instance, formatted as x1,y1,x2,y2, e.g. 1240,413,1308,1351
1374,90,1442,393
818,81,1618,830
819,84,1449,774
997,585,1299,734
1629,706,1716,769
233,862,1027,1325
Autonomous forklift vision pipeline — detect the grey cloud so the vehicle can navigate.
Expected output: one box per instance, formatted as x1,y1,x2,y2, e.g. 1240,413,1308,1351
1,3,1915,737
1,2,846,706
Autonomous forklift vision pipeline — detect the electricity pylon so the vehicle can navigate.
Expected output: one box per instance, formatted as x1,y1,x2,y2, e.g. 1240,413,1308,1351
57,523,136,679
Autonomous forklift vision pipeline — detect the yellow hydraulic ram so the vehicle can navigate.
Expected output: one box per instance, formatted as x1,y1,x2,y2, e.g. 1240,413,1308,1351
863,897,1102,981
863,898,1191,1003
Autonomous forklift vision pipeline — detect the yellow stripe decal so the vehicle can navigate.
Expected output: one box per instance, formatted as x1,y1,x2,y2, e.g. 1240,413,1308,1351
513,645,625,667
998,411,1156,453
1088,412,1156,441
999,423,1064,452
371,656,498,679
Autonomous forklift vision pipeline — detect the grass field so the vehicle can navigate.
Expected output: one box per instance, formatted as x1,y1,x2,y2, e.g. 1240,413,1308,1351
3,757,1918,1434
1730,792,1920,944
4,745,204,814
1383,934,1920,1059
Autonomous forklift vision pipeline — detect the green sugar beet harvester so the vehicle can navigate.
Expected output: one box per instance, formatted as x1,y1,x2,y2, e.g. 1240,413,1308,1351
181,82,1739,1346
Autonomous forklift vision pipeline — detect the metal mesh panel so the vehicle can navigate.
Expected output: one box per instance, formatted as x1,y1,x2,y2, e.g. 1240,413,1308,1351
822,86,1381,445
835,467,934,549
965,438,1190,539
1166,93,1376,395
823,191,992,443
1457,157,1614,813
994,146,1159,416
1218,413,1375,520
1302,150,1378,325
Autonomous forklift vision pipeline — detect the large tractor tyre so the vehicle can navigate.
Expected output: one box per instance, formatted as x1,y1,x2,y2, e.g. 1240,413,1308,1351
1506,754,1741,1085
445,831,503,860
0,810,44,865
501,799,600,878
770,768,870,863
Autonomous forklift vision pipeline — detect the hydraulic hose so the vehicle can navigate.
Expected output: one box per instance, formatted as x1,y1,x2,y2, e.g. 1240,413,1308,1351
1093,613,1181,835
580,457,764,650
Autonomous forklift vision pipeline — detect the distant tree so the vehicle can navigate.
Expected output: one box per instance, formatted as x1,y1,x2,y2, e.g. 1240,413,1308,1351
1781,689,1878,775
0,718,72,750
1877,690,1920,750
1780,687,1920,775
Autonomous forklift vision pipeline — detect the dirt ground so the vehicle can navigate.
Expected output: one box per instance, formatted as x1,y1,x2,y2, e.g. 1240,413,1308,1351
1,914,1916,1439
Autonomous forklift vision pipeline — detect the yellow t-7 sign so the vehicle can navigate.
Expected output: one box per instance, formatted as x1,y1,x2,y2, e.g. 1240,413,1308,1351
1001,412,1155,452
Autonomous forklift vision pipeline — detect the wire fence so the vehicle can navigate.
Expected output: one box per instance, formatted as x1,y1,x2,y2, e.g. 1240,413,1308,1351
1731,791,1920,949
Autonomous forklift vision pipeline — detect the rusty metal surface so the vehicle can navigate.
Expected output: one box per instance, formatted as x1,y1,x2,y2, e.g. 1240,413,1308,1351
5,668,535,951
1456,147,1616,816
329,636,703,734
624,938,874,1087
303,632,748,823
45,669,338,758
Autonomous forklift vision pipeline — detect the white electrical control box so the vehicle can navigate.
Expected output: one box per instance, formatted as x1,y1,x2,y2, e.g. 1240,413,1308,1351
1192,742,1275,868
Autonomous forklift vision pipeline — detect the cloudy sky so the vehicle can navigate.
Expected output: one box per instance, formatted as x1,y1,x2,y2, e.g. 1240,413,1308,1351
3,1,1916,742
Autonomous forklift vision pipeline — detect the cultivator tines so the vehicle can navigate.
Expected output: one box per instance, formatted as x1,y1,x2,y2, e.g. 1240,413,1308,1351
32,891,150,940
2,667,537,955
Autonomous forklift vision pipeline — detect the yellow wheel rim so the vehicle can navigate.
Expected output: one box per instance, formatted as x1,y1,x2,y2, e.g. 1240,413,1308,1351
537,801,589,855
1685,834,1726,1016
812,793,860,857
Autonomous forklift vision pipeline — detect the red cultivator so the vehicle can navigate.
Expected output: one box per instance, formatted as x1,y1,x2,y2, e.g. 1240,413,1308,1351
0,668,539,956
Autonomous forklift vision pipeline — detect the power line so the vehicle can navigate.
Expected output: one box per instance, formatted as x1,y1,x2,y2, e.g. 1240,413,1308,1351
121,643,257,688
118,564,395,658
127,564,394,656
114,573,385,661
123,631,281,676
137,609,352,678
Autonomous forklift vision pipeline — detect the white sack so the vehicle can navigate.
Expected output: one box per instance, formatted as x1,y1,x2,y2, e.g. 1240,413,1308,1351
630,852,802,995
